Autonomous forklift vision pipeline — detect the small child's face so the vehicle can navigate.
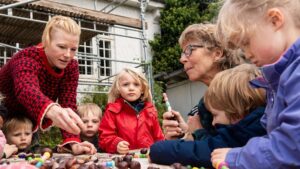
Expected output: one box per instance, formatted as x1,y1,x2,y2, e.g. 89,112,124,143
240,13,285,67
6,127,32,150
118,73,143,102
209,107,230,126
81,113,100,138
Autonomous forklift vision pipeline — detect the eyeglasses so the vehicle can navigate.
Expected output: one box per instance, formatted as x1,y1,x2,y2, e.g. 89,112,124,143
181,44,204,58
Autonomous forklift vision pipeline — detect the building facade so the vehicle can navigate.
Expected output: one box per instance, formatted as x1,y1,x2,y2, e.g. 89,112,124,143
0,0,164,102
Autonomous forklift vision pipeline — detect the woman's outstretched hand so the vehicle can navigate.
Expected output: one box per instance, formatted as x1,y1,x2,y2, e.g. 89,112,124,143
46,105,85,135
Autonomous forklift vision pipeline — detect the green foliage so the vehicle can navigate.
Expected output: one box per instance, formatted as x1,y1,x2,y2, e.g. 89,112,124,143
152,81,166,125
150,0,220,74
39,86,109,148
38,127,62,148
79,86,109,110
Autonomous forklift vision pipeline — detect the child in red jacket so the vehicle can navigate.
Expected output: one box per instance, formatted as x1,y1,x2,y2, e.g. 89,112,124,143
99,68,164,154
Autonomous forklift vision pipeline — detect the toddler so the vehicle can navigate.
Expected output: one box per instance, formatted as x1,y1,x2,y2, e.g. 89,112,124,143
3,115,33,153
78,103,102,152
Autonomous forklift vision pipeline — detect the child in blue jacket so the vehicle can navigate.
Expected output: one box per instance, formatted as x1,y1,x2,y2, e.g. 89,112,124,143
150,64,266,168
211,0,300,168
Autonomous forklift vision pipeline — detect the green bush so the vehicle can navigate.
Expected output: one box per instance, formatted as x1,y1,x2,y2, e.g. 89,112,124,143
150,0,220,75
38,127,62,148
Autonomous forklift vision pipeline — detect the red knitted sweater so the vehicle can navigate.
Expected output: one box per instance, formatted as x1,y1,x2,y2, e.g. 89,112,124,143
0,45,80,144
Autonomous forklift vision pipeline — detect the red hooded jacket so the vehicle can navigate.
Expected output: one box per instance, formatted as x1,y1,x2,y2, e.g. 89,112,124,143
99,98,164,153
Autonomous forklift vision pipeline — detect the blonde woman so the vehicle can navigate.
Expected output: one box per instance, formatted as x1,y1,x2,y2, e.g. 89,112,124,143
0,15,95,155
99,68,164,154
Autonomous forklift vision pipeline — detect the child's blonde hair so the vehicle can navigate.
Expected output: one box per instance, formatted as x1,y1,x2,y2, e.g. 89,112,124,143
179,23,245,70
42,15,81,47
204,64,265,121
77,103,102,119
108,68,151,103
216,0,300,49
2,115,33,135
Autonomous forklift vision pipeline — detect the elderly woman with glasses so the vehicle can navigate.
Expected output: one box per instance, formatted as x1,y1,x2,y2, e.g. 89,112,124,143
166,23,244,140
149,23,267,167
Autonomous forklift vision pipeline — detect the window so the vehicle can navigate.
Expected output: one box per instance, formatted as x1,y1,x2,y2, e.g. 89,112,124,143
0,47,16,67
78,40,93,75
98,39,111,77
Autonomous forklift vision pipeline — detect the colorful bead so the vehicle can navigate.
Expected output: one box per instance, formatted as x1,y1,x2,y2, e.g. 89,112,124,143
216,161,229,169
35,152,51,168
101,161,115,167
18,153,27,159
139,154,147,158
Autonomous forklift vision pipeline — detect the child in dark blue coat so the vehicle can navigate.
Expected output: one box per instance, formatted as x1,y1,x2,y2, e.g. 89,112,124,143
150,64,266,168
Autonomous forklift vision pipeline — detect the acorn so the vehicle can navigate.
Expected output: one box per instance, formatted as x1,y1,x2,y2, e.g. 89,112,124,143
123,154,133,163
140,148,148,154
117,161,129,169
130,160,141,169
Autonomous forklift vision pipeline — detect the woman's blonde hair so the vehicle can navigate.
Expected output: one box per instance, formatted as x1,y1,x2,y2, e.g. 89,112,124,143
204,64,265,121
108,68,151,103
3,115,33,135
179,23,245,70
216,0,300,49
77,103,102,119
42,15,81,47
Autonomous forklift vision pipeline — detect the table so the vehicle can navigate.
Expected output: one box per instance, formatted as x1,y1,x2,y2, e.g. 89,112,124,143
1,153,171,169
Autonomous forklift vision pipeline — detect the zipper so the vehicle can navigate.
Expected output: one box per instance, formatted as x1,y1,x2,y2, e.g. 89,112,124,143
124,100,140,148
261,69,275,107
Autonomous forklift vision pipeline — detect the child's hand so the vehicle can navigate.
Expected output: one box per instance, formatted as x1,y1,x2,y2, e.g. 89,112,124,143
211,148,231,168
162,110,188,140
3,144,18,158
70,141,97,155
117,141,130,154
187,114,203,133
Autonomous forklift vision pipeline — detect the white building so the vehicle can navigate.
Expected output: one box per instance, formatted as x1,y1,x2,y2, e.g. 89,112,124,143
0,0,204,117
0,0,164,102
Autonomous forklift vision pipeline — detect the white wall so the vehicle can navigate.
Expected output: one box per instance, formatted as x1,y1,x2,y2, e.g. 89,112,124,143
166,80,207,120
112,27,142,74
51,0,164,101
50,0,162,73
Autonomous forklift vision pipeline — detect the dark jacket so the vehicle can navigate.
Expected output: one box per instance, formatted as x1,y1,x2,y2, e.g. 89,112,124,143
195,98,216,135
186,98,216,139
149,106,266,168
